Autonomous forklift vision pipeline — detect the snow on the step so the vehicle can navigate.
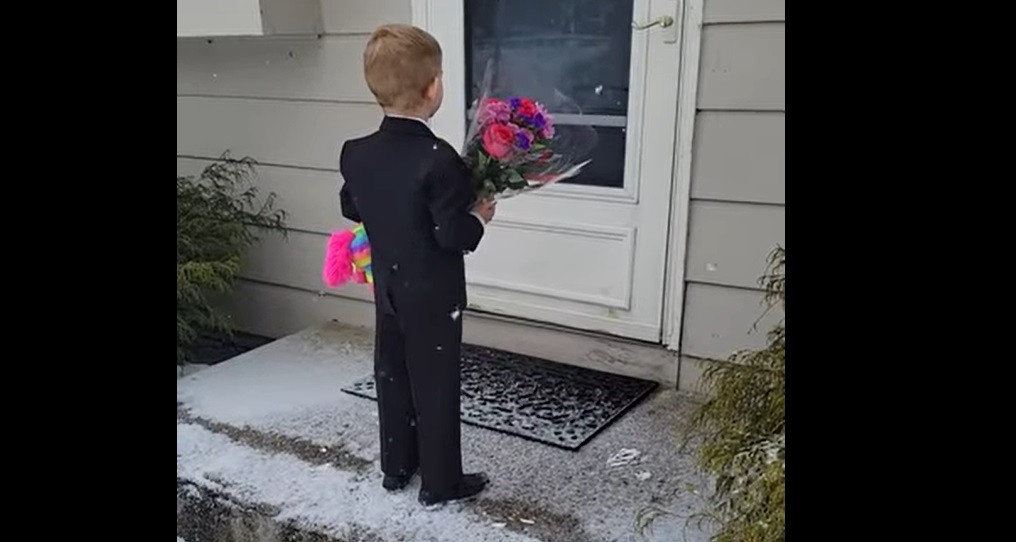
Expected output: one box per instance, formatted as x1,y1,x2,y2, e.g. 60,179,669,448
177,423,539,542
176,329,379,450
176,323,713,542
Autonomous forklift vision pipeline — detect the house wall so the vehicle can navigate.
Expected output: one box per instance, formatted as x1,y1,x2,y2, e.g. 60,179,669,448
176,0,785,391
678,0,785,391
176,0,409,339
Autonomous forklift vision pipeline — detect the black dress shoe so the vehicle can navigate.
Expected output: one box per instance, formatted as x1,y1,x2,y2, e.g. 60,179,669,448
382,469,417,492
418,472,489,507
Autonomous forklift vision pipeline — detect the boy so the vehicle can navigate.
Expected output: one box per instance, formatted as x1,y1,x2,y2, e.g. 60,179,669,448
338,24,496,507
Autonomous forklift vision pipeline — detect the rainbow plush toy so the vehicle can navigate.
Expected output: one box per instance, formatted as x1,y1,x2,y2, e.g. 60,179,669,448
322,222,373,291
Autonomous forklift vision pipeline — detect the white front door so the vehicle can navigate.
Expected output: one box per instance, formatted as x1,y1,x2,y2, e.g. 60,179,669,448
415,0,686,342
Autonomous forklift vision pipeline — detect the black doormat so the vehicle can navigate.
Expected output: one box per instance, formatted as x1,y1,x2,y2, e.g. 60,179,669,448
341,344,657,450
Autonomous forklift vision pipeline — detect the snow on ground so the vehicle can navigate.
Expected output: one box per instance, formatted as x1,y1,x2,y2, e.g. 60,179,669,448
177,322,712,542
178,422,540,541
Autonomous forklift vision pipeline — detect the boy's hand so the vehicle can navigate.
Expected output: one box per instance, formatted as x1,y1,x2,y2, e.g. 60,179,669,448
472,198,496,224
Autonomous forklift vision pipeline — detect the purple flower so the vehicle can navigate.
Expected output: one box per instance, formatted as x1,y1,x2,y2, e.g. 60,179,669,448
534,102,555,138
531,113,546,130
510,123,534,150
515,132,531,150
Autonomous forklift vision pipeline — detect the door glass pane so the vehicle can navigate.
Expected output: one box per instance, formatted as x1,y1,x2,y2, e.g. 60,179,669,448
464,0,635,189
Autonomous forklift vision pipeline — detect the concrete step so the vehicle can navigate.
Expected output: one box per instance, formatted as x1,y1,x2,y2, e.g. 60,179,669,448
178,479,358,542
176,322,711,542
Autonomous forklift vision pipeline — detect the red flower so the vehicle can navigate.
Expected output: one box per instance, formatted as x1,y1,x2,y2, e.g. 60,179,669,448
515,97,539,118
482,123,515,159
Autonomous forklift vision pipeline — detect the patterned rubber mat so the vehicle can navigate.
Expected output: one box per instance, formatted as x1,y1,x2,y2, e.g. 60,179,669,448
341,344,657,450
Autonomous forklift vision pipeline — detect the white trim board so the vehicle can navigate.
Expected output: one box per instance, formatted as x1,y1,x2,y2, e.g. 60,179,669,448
662,0,704,355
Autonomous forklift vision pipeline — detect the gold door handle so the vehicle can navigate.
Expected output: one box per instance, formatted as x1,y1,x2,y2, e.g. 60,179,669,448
631,15,674,30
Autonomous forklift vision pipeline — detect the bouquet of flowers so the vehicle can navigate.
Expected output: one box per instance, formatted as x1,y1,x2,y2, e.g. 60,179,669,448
462,54,597,199
464,95,591,199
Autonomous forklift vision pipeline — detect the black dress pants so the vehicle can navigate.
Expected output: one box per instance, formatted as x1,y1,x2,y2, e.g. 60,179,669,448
373,283,463,496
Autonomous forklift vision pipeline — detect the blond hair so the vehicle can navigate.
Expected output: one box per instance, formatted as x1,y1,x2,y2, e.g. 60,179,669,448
363,24,442,110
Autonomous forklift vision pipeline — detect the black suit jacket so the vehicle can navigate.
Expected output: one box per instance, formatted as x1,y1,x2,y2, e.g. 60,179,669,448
339,116,484,315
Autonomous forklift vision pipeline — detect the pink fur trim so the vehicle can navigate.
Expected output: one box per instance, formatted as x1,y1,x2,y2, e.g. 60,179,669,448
323,230,355,287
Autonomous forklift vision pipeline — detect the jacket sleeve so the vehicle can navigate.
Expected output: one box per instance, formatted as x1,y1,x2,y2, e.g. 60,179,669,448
338,143,361,223
339,183,360,223
427,149,484,253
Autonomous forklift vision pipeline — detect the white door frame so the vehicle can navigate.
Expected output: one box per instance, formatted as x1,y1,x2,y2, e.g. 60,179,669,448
410,0,703,351
660,0,703,351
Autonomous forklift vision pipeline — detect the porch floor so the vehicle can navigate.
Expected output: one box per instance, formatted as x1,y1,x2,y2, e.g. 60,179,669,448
176,321,712,542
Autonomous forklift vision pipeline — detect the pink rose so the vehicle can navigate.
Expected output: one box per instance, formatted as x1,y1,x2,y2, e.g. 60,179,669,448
477,98,511,125
482,123,515,160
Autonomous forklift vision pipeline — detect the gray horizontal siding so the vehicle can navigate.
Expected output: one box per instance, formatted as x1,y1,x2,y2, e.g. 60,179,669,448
680,2,785,377
177,2,406,327
704,0,785,23
177,35,375,103
682,283,782,360
177,158,346,235
697,22,785,111
691,111,784,204
685,200,784,290
177,95,381,170
320,0,410,35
